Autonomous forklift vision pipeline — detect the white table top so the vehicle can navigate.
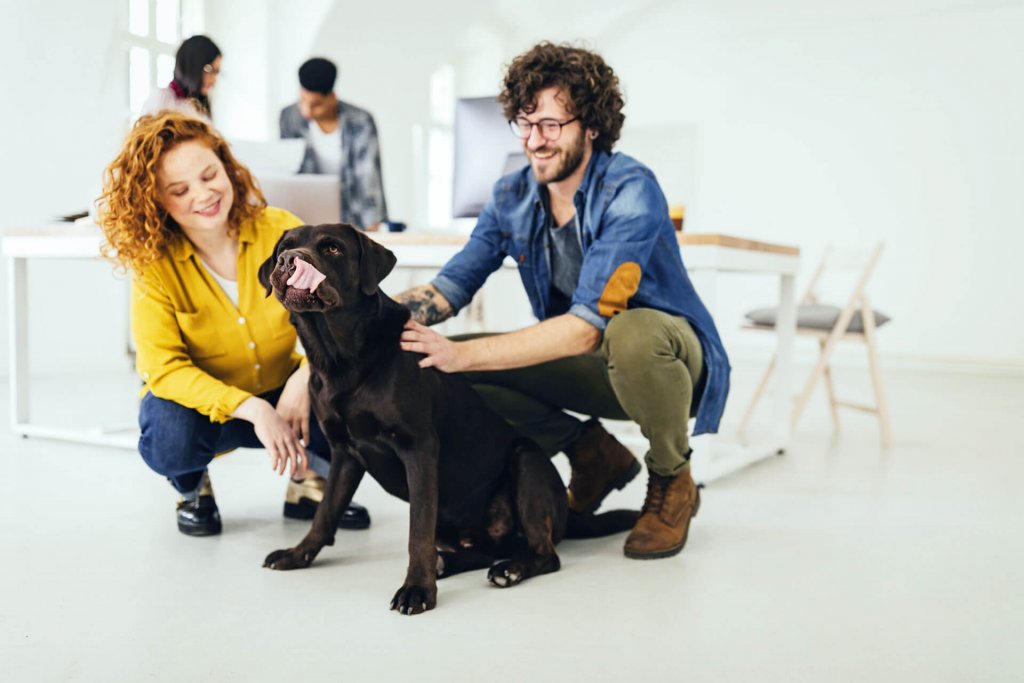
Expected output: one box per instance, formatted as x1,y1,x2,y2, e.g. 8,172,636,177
2,221,800,274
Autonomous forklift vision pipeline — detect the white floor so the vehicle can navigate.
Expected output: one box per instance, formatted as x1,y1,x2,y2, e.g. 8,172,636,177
1,364,1022,682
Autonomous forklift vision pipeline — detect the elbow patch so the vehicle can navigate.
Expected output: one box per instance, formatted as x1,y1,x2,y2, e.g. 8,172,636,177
598,262,642,317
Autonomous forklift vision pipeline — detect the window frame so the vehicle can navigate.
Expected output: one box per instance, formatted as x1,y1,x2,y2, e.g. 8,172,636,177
124,0,205,121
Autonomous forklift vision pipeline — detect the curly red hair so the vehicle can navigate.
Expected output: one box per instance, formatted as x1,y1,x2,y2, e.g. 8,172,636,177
97,112,266,273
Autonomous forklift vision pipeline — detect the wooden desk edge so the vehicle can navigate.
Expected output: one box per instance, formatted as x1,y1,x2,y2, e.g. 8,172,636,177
368,231,799,256
678,234,800,256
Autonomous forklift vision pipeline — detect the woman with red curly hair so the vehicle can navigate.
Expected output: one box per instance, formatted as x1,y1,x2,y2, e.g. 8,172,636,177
98,112,370,536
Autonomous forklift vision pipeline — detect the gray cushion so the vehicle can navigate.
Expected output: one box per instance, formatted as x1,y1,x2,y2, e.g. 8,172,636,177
745,304,890,332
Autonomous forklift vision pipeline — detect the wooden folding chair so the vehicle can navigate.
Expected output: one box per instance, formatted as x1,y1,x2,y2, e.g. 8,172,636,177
738,243,892,447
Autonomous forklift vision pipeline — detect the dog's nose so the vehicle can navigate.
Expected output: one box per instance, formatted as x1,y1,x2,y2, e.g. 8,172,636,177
279,249,310,267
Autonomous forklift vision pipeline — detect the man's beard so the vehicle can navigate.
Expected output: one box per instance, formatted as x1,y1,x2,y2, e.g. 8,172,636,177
531,133,586,185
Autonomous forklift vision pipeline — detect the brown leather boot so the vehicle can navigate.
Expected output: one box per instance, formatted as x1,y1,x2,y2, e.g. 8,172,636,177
623,468,700,560
564,419,641,513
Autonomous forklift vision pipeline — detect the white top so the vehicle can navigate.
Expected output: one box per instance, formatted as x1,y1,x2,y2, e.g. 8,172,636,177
308,122,342,174
199,258,239,307
139,86,210,123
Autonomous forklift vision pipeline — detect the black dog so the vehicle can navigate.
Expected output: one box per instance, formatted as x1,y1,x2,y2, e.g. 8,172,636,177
258,223,636,615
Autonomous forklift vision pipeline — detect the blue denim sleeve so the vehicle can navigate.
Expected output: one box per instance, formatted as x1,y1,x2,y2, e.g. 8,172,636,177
430,196,507,313
571,171,667,326
568,303,608,331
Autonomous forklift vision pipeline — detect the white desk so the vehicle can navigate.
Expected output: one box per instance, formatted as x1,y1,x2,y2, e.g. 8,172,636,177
3,225,799,482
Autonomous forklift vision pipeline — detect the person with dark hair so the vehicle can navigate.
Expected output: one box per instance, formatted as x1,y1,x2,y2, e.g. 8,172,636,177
279,57,388,230
396,42,730,561
140,35,222,121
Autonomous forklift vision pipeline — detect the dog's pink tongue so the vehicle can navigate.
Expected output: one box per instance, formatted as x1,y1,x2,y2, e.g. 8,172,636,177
286,257,326,292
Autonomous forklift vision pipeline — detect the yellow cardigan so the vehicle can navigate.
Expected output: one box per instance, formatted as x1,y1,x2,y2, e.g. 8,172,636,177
131,206,305,422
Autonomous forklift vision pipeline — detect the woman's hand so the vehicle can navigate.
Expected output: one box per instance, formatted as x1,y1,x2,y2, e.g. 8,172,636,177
277,364,311,446
233,396,306,477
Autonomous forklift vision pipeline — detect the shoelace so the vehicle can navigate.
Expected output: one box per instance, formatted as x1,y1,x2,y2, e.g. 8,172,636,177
641,475,669,514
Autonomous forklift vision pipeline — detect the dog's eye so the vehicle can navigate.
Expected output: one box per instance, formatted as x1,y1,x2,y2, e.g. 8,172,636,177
323,244,342,256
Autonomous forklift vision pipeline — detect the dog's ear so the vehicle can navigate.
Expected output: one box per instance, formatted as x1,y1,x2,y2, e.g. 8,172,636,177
353,228,397,295
258,231,289,297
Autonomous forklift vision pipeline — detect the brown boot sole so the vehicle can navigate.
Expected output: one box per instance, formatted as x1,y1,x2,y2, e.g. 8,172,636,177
573,458,643,514
623,488,701,560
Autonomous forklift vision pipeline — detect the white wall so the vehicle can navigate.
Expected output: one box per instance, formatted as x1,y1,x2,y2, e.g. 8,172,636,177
205,0,271,140
600,2,1024,366
2,0,1022,380
493,1,1024,366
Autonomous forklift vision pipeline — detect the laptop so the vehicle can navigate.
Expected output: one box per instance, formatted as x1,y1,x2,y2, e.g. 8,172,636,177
258,174,341,225
229,139,306,177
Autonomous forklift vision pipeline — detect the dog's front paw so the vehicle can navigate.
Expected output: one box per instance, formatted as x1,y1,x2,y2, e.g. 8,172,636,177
487,560,525,588
263,546,318,570
390,583,437,615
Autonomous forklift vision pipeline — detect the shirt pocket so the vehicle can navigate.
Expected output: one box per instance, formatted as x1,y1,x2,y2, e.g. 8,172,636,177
506,235,532,270
174,309,229,359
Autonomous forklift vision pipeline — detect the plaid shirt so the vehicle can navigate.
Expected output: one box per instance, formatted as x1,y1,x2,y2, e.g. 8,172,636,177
280,100,388,229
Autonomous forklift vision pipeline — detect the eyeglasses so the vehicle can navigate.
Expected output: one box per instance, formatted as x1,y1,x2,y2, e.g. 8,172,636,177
508,116,579,142
203,64,221,76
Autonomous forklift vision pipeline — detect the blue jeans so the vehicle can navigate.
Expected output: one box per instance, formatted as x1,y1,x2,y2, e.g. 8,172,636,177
138,387,331,494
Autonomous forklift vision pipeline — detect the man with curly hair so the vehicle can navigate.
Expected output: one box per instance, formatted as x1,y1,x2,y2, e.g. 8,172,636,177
397,42,729,560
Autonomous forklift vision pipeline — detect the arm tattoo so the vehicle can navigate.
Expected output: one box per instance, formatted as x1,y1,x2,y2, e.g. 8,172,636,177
394,284,454,326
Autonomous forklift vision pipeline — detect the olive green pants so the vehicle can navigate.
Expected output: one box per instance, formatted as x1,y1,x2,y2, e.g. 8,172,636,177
459,308,704,477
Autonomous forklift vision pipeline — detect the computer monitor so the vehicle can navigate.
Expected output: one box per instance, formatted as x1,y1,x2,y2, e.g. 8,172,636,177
452,96,528,218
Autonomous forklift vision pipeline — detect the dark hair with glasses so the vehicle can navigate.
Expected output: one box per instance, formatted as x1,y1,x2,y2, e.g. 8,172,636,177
498,42,624,154
173,35,221,117
298,57,338,95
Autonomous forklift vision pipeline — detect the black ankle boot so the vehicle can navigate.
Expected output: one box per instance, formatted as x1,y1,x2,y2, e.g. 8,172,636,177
176,473,222,536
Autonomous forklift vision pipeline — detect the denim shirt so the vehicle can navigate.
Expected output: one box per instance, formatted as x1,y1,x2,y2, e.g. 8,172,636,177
433,150,731,435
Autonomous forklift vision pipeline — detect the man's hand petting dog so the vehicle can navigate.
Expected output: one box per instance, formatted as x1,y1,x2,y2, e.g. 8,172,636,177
399,320,467,372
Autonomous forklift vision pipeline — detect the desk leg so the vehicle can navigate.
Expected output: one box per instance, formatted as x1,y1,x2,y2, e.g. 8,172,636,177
773,272,797,444
7,257,29,431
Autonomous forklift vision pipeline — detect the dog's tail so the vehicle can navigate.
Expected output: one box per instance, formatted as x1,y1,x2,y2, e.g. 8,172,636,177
564,509,640,539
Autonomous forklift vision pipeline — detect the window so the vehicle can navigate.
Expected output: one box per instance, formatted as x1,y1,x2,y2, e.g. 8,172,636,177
125,0,205,118
425,64,455,229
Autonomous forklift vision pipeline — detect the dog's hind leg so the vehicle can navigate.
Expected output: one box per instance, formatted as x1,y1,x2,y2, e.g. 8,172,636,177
437,548,496,579
487,444,566,588
487,526,561,588
264,447,365,571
